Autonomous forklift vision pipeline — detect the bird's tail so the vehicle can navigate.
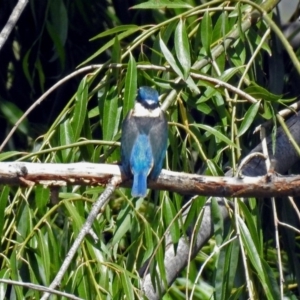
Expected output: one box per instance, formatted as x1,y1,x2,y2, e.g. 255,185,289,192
131,172,147,198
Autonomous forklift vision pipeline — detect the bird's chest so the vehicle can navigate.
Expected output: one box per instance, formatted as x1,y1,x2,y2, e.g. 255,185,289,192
132,117,157,135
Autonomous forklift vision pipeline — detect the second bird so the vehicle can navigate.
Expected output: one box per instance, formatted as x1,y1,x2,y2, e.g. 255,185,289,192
121,86,168,198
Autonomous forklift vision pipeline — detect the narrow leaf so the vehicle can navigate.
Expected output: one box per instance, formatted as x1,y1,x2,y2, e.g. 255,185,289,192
0,186,9,239
102,88,119,141
211,197,223,246
131,0,193,9
237,101,260,137
91,25,140,39
192,124,236,147
79,28,141,66
60,120,74,161
159,34,184,79
201,11,212,55
244,84,282,101
72,76,88,141
123,53,137,117
175,19,191,79
163,198,180,244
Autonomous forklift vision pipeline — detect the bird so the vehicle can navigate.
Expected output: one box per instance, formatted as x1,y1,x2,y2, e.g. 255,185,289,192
121,86,168,198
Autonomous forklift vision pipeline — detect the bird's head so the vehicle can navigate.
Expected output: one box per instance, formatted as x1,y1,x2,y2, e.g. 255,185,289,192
136,86,159,109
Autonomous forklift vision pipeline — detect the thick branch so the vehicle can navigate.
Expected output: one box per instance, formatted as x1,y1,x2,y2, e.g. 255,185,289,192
1,161,300,197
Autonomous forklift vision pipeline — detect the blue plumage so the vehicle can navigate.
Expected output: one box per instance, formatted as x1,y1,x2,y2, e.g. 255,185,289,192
121,86,168,198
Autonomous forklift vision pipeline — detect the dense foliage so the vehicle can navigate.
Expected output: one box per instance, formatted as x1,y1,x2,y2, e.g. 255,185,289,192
1,0,300,299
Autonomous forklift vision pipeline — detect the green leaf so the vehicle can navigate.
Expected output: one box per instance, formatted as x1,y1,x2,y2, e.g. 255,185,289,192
261,259,281,299
88,106,99,118
192,124,236,147
244,83,282,102
219,66,245,82
159,34,199,93
35,186,50,212
201,11,212,56
238,216,263,271
0,151,24,161
237,3,245,42
0,269,10,299
159,33,184,79
91,25,140,39
123,53,137,117
163,198,180,244
10,251,23,298
22,48,33,87
143,224,154,264
102,87,121,141
237,101,260,137
121,270,134,300
0,186,9,239
72,76,88,141
131,0,193,9
60,120,75,161
49,0,68,46
64,201,84,234
175,19,191,79
0,100,29,135
46,21,66,69
112,205,132,246
238,200,261,251
211,197,223,246
206,159,220,176
80,27,141,66
238,217,275,299
37,230,50,284
35,58,46,92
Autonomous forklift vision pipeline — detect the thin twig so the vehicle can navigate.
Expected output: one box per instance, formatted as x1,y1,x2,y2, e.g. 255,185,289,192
261,125,284,299
0,279,83,300
253,100,300,134
235,152,266,178
277,220,300,235
41,176,121,300
288,196,300,222
0,0,29,50
271,199,284,299
189,235,238,300
236,213,254,299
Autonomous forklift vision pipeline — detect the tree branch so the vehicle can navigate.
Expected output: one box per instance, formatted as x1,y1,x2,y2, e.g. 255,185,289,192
1,160,300,197
0,0,29,51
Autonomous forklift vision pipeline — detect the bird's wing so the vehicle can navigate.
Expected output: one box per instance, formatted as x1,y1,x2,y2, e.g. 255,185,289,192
121,110,139,176
148,111,168,179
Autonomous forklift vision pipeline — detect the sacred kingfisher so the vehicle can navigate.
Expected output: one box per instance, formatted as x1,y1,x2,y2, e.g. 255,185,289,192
121,86,168,198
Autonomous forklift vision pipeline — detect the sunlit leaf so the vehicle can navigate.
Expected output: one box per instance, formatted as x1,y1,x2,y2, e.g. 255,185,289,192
72,76,88,141
192,124,236,147
131,0,193,9
201,11,212,55
80,27,142,66
0,186,9,239
175,19,191,79
163,198,180,244
91,25,140,39
123,53,137,117
159,33,184,79
237,101,260,137
244,84,282,101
